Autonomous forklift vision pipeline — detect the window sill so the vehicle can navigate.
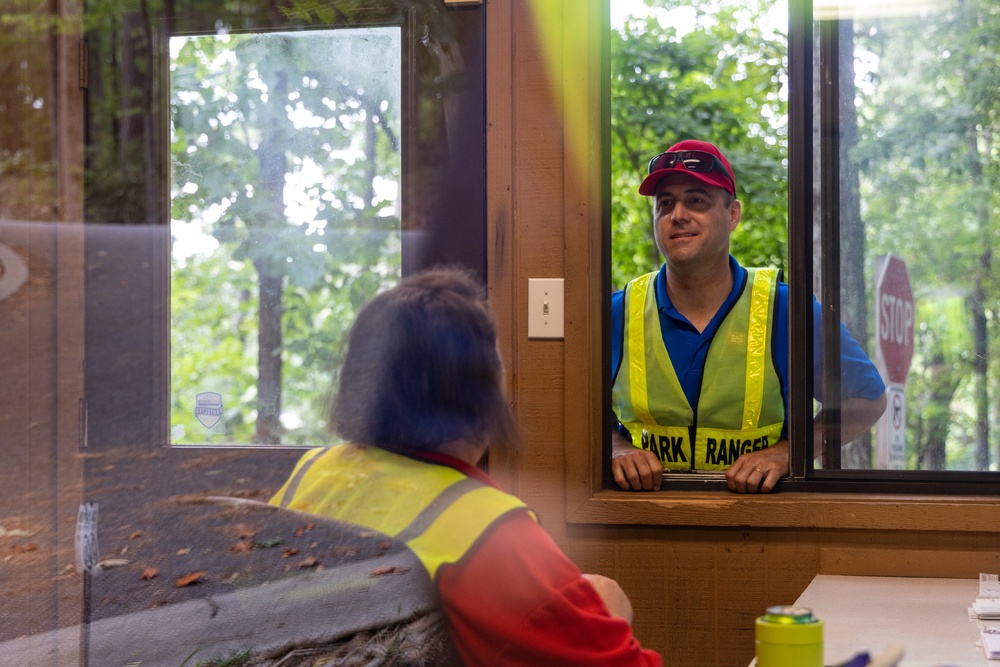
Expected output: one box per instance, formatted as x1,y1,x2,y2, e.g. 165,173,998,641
569,488,1000,532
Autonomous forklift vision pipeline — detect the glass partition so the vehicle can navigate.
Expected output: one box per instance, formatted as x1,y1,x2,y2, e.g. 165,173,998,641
169,28,403,447
813,0,1000,474
1,1,487,662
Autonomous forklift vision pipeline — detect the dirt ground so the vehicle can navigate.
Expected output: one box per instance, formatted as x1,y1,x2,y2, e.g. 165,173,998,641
0,442,462,667
0,443,319,641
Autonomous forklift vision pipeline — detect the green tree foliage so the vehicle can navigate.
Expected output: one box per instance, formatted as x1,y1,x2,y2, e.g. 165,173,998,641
171,252,259,444
854,0,1000,470
169,28,402,445
610,0,788,290
0,4,71,220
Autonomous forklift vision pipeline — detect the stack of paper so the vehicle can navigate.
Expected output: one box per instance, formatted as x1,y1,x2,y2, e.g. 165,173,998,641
983,573,1000,597
972,574,1000,619
972,574,1000,660
980,626,1000,660
974,599,1000,620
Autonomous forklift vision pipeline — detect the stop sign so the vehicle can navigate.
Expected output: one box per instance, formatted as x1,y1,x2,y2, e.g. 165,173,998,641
875,254,914,384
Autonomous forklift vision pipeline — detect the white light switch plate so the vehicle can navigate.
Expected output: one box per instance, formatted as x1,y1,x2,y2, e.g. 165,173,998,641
528,278,564,340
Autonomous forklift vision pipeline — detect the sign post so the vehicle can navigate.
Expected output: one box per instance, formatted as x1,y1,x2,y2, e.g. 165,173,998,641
874,254,914,469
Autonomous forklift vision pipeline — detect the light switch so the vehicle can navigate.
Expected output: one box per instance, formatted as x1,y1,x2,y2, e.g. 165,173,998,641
528,278,564,340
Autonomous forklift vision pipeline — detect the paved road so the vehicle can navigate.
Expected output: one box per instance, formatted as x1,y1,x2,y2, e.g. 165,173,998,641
0,240,29,301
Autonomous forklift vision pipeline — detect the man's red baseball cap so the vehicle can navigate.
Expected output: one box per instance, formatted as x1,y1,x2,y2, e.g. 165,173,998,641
638,139,737,197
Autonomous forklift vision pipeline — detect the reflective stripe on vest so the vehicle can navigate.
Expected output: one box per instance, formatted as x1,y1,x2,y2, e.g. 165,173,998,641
612,267,784,470
270,444,534,579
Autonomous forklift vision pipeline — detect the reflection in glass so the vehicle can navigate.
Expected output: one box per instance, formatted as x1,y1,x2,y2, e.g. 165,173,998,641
822,1,1000,472
169,28,402,447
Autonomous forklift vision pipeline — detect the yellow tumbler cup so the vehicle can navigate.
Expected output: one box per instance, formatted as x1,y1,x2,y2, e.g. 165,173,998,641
755,605,823,667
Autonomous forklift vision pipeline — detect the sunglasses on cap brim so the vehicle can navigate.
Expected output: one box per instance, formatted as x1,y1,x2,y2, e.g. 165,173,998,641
646,150,735,190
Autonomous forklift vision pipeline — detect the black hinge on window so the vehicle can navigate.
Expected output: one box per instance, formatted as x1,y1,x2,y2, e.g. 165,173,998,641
79,397,89,449
79,39,88,90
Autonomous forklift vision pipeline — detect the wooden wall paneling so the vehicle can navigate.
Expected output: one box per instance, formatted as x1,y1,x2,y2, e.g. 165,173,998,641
662,532,721,665
760,529,823,603
819,529,1000,578
562,524,672,660
559,0,605,510
622,529,672,661
714,528,770,666
714,528,819,665
557,0,605,519
503,0,568,523
508,0,607,535
559,525,824,665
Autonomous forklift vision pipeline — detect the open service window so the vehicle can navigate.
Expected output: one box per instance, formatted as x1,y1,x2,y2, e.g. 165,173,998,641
606,0,1000,493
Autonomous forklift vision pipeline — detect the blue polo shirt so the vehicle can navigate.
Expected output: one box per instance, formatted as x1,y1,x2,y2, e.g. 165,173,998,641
610,256,886,440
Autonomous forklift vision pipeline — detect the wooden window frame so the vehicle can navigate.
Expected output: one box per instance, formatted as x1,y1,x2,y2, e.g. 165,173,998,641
559,0,1000,533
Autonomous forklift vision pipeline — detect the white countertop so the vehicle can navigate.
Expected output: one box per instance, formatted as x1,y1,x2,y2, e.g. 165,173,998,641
781,574,994,667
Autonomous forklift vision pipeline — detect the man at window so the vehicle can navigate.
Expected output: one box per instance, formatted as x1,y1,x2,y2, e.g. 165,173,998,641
610,140,887,494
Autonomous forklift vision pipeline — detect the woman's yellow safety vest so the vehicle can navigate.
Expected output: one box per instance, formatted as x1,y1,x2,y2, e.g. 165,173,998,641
612,267,785,471
271,444,535,579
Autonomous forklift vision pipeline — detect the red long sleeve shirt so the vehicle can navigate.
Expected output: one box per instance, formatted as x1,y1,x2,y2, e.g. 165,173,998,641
417,452,662,667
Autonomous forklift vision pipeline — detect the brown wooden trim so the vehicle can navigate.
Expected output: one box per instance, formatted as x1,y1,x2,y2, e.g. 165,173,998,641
819,544,1000,577
561,1,604,508
484,0,518,492
567,490,1000,532
557,0,607,521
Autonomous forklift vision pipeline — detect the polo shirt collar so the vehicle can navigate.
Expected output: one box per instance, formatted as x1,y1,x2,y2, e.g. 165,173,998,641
654,255,747,324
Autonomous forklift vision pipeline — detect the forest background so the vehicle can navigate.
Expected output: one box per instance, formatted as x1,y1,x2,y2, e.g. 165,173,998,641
4,0,998,471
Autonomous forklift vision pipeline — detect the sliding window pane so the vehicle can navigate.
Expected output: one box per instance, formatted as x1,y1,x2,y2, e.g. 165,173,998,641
817,0,1000,472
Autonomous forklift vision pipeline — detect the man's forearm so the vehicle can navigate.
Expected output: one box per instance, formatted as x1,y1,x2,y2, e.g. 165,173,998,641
813,393,888,450
611,427,637,457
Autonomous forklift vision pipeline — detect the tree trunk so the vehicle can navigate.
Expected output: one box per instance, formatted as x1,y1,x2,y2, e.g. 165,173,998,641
255,257,284,444
964,130,991,470
254,64,290,444
918,356,958,470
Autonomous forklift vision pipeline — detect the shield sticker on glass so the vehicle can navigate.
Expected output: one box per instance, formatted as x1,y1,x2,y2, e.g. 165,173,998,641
194,392,224,429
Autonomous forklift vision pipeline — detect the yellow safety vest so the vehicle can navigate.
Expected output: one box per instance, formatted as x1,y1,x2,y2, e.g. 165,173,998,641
271,444,535,579
612,267,785,470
